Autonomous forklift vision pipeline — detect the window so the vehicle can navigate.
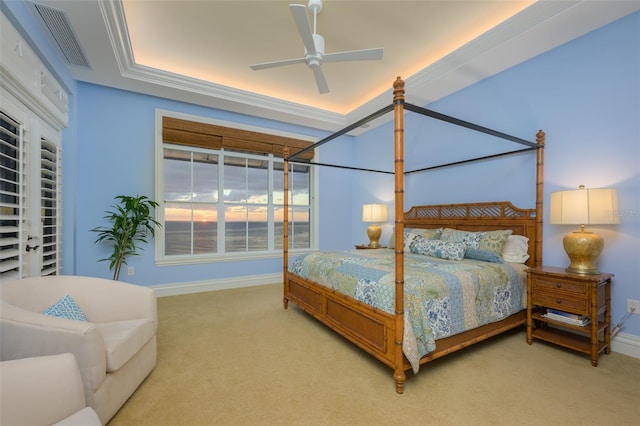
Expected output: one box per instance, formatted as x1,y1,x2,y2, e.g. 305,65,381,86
156,112,316,264
163,148,218,256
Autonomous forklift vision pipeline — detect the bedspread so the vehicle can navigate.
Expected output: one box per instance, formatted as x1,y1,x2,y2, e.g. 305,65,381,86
290,249,527,372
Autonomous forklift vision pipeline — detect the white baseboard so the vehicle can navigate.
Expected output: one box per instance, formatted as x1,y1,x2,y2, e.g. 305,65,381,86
151,273,281,297
611,332,640,359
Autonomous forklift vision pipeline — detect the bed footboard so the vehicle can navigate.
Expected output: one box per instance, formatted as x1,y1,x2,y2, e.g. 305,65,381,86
285,272,408,390
284,270,526,394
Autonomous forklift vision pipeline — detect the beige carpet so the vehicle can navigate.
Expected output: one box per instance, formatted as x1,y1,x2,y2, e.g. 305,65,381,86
109,284,640,425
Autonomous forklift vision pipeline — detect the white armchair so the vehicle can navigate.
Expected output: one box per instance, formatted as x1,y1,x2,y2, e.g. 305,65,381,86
0,275,158,424
0,353,101,425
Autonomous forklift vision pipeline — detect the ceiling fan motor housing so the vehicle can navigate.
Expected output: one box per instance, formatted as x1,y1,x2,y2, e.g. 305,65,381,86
305,34,325,68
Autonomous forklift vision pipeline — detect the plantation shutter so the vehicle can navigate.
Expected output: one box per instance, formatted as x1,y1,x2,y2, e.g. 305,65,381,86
162,116,314,160
0,111,25,281
40,138,61,276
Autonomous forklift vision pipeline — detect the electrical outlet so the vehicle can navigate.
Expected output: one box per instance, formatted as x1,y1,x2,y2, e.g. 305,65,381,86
627,299,640,314
127,266,135,276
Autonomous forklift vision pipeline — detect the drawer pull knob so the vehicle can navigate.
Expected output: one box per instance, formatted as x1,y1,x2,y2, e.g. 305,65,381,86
556,283,562,288
556,299,562,304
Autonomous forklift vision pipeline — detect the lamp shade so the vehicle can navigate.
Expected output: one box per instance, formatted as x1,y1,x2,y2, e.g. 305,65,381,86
362,204,388,223
549,186,618,275
549,187,619,225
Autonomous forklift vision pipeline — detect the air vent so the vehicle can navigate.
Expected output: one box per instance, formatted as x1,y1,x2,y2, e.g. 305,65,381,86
28,1,90,68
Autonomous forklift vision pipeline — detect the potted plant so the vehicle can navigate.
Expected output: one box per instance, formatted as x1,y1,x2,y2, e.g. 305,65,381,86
91,195,161,280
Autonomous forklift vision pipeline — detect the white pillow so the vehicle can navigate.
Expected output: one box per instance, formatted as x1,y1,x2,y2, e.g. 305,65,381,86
502,235,530,263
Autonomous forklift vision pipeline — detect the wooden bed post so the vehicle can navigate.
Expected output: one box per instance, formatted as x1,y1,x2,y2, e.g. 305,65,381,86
393,77,406,393
283,147,290,309
535,130,545,268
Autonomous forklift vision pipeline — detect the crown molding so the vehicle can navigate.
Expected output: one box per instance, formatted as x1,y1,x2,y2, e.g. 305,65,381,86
99,0,346,132
96,0,639,135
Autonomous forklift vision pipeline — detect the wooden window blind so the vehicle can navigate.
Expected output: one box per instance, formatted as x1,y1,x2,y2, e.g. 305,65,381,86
162,117,314,160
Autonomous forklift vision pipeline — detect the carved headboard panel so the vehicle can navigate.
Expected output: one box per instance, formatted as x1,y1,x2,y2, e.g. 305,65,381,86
404,201,539,267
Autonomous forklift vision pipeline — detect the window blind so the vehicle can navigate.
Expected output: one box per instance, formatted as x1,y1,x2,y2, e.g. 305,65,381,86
162,116,314,160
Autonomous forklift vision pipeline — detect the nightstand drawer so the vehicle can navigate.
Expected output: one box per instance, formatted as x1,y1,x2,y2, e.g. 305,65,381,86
531,277,587,296
532,292,588,314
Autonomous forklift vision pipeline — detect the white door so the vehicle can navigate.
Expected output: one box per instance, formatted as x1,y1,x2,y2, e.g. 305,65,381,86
0,94,62,281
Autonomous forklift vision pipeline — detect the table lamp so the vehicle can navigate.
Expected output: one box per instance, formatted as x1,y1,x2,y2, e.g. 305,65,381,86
549,185,618,274
362,203,387,248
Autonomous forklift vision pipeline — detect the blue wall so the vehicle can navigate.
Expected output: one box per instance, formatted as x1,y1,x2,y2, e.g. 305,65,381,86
75,83,340,283
352,12,640,338
5,0,638,340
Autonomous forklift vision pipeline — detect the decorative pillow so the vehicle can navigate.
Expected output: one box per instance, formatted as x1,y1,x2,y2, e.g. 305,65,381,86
402,228,442,251
440,228,475,245
441,228,512,261
502,235,530,263
42,294,88,321
464,248,504,263
409,236,466,261
477,229,513,255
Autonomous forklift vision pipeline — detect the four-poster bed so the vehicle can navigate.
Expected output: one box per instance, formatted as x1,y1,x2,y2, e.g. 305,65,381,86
282,77,545,393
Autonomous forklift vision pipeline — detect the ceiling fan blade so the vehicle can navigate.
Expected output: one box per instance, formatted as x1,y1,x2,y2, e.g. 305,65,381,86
311,66,329,94
250,57,306,70
323,48,384,63
289,4,317,55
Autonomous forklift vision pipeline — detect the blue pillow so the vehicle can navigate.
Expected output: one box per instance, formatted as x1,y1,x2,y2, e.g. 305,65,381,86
42,294,88,321
409,236,466,261
465,248,504,263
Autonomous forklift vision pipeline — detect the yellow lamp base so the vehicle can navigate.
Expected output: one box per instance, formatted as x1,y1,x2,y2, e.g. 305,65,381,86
563,229,603,275
367,224,382,248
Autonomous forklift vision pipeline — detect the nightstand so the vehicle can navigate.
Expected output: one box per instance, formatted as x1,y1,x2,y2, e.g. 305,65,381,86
526,266,613,366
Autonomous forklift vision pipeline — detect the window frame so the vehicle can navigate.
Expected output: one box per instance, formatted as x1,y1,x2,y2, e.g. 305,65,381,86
155,110,319,265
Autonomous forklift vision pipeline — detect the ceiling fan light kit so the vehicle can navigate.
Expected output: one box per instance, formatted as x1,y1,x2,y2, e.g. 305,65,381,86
250,0,384,94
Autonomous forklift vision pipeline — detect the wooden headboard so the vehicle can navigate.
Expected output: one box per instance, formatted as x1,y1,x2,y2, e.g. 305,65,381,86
403,201,540,267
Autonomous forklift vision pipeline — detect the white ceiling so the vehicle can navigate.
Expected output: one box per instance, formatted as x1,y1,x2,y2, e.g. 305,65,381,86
28,0,640,133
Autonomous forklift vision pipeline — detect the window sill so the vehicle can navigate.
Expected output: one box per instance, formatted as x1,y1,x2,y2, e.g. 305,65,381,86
155,248,315,266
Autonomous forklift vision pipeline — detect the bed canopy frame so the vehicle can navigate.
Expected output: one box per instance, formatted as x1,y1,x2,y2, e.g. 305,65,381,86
282,76,545,393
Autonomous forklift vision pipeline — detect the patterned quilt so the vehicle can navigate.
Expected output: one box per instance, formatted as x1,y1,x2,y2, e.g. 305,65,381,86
290,249,527,372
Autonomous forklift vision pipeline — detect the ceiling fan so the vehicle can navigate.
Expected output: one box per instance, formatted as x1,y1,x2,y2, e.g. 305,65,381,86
250,0,384,94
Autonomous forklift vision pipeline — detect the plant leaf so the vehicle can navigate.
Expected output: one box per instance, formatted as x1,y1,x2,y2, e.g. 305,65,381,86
91,194,161,279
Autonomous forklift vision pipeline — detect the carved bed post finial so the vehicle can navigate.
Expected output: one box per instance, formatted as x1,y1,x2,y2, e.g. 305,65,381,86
393,76,405,102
